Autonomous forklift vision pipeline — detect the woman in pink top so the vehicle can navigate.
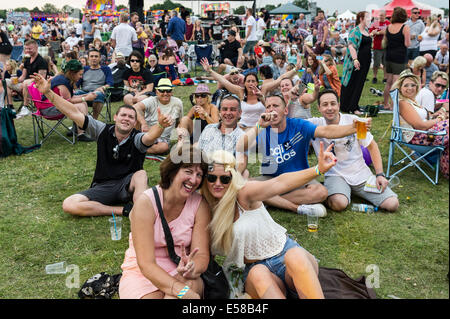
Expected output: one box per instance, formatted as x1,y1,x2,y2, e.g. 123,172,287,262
119,145,212,299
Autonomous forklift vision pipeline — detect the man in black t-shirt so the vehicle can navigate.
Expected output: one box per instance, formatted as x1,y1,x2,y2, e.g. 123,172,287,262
209,17,223,42
30,73,174,217
218,30,243,68
122,66,155,106
6,40,48,112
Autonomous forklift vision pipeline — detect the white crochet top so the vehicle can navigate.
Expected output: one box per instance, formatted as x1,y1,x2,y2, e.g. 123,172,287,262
222,202,287,270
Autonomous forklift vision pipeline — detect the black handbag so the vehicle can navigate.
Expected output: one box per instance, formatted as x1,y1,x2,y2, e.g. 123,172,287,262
151,186,229,299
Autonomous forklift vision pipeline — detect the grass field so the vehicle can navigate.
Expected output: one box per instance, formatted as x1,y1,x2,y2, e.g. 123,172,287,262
0,66,448,299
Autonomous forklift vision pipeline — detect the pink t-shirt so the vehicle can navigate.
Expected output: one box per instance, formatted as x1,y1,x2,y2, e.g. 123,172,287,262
119,186,202,299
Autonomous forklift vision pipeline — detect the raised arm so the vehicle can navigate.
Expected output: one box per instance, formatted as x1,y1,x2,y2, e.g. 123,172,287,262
238,142,336,204
314,118,372,139
141,108,174,146
31,73,85,128
133,100,151,132
200,57,243,98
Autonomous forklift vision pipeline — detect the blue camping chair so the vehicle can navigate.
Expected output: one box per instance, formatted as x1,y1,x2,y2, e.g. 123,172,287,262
193,43,213,77
386,89,447,185
11,45,23,62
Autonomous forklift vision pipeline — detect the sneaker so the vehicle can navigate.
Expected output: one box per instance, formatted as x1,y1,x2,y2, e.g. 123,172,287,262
15,106,31,119
369,87,383,97
372,78,377,84
145,154,166,162
297,204,327,217
77,133,95,142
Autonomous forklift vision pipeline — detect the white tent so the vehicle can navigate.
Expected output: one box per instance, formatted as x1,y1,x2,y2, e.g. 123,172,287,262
337,10,356,20
413,1,445,17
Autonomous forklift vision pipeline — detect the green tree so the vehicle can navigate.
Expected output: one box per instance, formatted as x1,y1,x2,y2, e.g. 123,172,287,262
234,6,246,15
42,3,59,14
116,5,127,11
14,7,29,12
441,8,449,16
149,0,183,11
0,10,6,20
265,4,281,12
31,7,41,13
293,0,309,10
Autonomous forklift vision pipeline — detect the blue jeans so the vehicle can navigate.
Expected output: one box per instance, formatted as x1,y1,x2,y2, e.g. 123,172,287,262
407,47,420,60
243,236,302,284
75,89,105,103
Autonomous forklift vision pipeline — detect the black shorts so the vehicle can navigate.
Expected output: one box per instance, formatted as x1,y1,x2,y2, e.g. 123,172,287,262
78,172,135,205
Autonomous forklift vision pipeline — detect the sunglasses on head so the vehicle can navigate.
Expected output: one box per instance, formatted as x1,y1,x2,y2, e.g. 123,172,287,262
158,89,172,93
195,93,208,98
206,174,232,184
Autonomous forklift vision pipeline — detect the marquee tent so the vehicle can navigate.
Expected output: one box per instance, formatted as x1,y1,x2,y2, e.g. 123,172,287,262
337,10,356,20
413,1,445,16
371,0,431,18
270,3,310,15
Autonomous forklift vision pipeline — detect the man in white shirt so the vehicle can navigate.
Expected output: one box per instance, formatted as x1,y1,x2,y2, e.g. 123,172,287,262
434,44,449,72
65,31,80,50
416,71,449,113
75,21,83,38
256,12,266,41
110,13,138,58
242,8,258,58
309,89,399,212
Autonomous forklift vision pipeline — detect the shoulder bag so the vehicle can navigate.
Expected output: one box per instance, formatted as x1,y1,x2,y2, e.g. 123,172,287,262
151,186,229,299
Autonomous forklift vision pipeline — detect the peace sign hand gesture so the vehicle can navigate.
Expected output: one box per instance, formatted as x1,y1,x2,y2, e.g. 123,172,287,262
177,244,200,279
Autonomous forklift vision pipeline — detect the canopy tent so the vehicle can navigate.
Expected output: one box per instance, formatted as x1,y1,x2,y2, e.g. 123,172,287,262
413,1,445,16
269,3,310,15
337,10,356,20
371,0,431,18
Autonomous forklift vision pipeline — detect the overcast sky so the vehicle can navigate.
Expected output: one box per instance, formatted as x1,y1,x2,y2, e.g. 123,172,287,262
1,0,448,15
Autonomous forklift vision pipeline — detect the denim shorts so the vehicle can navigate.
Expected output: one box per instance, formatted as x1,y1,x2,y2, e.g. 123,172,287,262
243,236,302,284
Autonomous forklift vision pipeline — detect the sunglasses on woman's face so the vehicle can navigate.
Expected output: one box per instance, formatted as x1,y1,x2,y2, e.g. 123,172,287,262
206,174,232,184
195,93,208,98
130,59,140,63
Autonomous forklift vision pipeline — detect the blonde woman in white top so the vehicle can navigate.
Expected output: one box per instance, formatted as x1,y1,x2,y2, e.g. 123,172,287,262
393,70,449,178
200,142,337,299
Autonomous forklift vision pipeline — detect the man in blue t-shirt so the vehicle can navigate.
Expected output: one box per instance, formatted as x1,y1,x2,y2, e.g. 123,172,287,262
238,94,370,217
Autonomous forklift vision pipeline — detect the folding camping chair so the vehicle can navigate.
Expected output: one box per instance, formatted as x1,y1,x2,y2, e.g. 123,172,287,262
190,43,213,77
27,83,76,145
11,45,23,62
386,89,446,185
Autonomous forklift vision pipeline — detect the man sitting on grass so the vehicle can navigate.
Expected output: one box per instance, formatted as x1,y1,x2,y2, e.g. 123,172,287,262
31,73,174,217
308,89,399,212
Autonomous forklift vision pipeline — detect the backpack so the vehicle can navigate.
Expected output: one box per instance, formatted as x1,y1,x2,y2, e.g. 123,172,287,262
0,107,40,158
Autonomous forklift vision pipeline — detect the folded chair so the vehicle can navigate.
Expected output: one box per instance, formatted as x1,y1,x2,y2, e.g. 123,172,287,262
28,83,76,145
11,45,23,62
386,89,446,185
193,44,213,77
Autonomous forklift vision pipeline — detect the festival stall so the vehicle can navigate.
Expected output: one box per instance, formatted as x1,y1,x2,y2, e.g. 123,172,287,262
200,3,230,18
83,0,120,22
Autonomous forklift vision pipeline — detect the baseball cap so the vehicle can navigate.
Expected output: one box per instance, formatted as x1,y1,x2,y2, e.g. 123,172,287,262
156,78,173,90
228,30,236,37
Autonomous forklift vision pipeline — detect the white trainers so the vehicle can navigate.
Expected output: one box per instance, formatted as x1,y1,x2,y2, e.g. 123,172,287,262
15,106,31,119
297,204,327,217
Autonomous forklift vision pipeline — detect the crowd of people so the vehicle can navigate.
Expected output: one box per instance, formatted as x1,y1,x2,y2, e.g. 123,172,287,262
0,5,449,299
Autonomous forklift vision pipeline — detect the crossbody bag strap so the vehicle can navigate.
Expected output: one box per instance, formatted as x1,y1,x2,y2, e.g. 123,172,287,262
151,186,181,265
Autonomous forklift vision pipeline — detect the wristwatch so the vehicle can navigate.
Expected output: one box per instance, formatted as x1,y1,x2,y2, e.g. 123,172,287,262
376,173,385,178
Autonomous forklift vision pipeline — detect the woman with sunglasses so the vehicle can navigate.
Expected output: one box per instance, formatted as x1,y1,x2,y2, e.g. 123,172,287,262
177,84,219,144
392,70,449,178
119,145,212,299
200,143,337,299
123,51,155,106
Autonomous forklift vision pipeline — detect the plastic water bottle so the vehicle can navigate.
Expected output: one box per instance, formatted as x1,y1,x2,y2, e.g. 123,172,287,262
351,204,378,213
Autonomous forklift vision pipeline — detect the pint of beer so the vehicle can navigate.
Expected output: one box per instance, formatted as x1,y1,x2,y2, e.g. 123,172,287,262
12,76,18,85
356,119,368,139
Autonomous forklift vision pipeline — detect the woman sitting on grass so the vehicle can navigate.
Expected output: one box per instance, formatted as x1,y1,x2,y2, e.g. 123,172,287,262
393,70,449,178
119,145,211,299
200,140,337,299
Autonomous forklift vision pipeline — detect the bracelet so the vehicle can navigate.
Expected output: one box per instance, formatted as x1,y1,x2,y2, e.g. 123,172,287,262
177,285,190,299
81,97,86,103
158,122,165,129
315,165,323,176
256,123,262,132
376,172,385,178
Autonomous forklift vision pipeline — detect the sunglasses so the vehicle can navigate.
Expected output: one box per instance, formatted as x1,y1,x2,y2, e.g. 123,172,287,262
412,11,420,14
434,83,447,89
158,89,173,93
130,59,140,63
195,93,208,98
112,144,120,160
206,174,232,184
